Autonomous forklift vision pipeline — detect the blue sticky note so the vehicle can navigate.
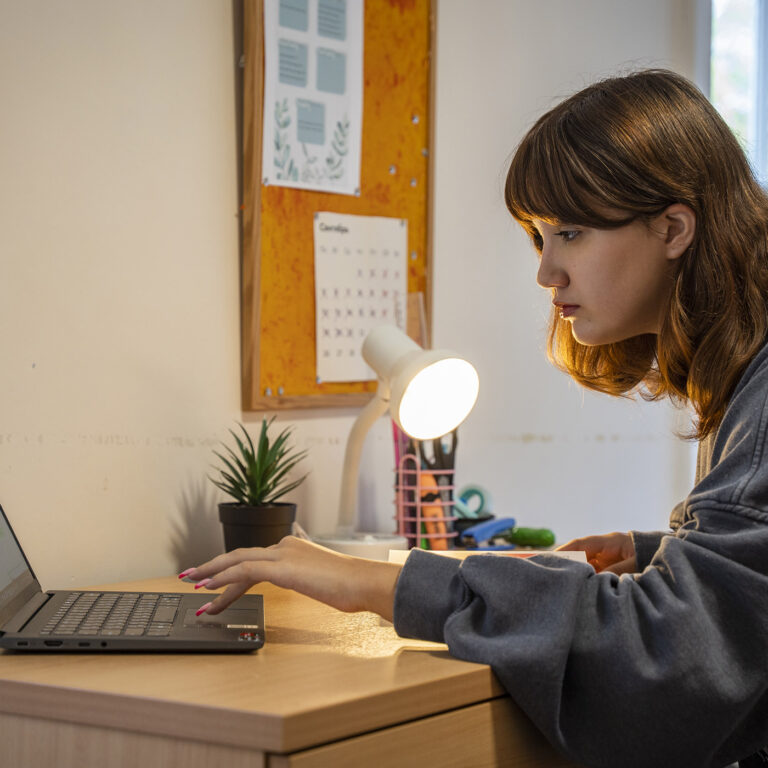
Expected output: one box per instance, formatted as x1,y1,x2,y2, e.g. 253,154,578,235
279,0,309,31
318,0,346,40
279,39,308,87
297,99,325,145
317,48,346,95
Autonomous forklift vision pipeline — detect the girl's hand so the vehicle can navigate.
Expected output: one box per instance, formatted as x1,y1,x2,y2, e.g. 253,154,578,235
180,536,403,621
556,531,637,574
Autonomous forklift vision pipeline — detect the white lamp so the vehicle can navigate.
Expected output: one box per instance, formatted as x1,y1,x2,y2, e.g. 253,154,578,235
313,325,480,559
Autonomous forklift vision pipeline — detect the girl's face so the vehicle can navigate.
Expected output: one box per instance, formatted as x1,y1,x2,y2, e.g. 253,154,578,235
532,215,682,346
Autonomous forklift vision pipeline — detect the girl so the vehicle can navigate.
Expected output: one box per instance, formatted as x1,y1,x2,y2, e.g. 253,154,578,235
183,70,768,768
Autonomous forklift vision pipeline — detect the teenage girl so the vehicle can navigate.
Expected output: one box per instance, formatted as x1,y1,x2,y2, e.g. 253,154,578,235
184,70,768,768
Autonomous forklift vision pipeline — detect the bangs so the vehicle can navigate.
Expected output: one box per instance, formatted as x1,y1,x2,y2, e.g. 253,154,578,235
505,113,636,236
504,93,670,243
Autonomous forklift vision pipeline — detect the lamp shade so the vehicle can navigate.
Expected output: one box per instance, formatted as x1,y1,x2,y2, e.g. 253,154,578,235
314,325,479,559
362,325,479,440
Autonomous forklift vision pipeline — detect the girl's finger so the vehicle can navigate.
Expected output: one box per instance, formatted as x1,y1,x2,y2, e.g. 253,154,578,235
602,557,637,575
204,581,252,615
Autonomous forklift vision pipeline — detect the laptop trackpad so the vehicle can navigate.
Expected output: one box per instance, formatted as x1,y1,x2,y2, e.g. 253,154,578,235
183,608,261,630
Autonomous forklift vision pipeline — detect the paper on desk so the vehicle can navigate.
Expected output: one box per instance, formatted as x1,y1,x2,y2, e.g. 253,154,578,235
388,549,588,565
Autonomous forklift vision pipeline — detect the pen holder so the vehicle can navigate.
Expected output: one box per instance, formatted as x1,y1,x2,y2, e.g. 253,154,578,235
394,453,459,550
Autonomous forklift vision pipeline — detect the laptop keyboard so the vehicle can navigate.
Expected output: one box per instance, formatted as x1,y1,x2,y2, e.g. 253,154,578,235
39,592,181,637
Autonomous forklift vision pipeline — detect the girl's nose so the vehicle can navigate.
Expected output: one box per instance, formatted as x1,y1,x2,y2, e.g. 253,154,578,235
536,248,568,289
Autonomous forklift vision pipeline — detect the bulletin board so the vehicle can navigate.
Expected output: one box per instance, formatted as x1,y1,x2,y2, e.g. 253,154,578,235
241,0,436,411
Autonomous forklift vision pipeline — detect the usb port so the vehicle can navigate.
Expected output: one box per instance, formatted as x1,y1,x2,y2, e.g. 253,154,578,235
44,640,62,647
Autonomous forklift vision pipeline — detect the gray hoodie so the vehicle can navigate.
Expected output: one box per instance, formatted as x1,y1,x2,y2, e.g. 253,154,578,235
393,343,768,768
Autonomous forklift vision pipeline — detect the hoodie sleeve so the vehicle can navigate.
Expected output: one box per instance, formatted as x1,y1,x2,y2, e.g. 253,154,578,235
393,346,768,768
394,522,768,768
394,349,768,767
629,529,666,569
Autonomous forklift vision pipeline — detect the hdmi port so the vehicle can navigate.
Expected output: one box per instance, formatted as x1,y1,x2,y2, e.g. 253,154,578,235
44,640,63,647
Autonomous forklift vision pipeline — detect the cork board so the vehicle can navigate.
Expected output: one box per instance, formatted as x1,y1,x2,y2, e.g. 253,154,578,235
241,0,435,411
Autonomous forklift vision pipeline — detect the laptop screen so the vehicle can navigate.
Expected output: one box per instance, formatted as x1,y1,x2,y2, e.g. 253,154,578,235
0,505,41,628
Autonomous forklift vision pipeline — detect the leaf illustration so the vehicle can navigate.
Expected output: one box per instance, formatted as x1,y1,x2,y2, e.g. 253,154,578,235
274,99,296,179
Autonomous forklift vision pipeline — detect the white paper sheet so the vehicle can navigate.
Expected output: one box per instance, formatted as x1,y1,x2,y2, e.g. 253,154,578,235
262,0,363,196
314,212,408,382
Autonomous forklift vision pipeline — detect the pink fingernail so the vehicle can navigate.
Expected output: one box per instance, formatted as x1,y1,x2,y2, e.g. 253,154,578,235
196,602,212,616
194,578,212,590
178,568,195,579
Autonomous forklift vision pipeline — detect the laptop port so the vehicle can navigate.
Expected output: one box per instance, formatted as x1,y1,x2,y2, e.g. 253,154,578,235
16,641,29,647
78,642,90,647
44,640,62,647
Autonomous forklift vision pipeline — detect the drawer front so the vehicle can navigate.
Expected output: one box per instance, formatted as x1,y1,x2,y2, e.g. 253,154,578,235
269,697,579,768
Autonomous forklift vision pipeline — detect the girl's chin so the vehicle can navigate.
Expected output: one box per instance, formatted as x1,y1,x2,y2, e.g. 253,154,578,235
569,322,613,347
570,325,646,346
569,324,599,346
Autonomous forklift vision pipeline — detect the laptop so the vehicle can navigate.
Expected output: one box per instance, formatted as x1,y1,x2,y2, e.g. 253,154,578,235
0,503,264,652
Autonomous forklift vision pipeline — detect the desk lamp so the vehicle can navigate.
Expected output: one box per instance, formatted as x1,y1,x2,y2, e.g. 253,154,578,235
314,325,480,559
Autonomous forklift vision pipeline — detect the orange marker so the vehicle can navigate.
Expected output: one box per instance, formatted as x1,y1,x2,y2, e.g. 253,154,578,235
420,473,448,550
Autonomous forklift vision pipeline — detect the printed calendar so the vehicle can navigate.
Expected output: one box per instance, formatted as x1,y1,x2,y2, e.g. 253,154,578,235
314,212,408,382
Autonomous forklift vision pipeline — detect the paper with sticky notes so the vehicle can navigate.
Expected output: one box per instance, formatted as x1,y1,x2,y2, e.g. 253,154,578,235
262,0,363,194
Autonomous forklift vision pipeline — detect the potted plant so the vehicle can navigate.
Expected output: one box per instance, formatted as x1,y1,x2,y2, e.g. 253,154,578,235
211,418,308,550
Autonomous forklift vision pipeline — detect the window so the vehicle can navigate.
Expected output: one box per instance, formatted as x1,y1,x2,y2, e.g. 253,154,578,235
710,0,768,183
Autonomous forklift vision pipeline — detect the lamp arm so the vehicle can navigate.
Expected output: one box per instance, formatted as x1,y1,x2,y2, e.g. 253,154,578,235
336,382,390,534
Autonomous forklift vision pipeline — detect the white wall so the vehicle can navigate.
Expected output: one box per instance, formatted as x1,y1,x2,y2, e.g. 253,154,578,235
429,0,701,542
0,0,701,589
0,0,245,586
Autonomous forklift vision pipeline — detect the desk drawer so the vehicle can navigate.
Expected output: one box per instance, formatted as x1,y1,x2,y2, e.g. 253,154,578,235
268,697,579,768
0,711,264,768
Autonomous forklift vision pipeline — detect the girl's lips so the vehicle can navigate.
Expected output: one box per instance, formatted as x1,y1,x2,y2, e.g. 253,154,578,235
554,302,579,318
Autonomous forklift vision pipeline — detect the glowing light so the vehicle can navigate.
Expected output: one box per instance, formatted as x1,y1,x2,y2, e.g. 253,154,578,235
398,358,479,439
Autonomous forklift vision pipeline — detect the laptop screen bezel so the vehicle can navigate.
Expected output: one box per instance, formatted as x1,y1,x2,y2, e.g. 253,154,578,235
0,504,43,630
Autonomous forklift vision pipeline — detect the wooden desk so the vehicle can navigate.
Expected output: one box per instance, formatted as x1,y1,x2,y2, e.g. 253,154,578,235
0,577,577,767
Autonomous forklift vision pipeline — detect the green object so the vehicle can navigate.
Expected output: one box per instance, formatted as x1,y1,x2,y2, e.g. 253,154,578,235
210,418,308,506
456,485,491,518
502,527,555,548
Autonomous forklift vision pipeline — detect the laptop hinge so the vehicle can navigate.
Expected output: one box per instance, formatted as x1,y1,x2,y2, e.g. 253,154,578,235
2,591,51,633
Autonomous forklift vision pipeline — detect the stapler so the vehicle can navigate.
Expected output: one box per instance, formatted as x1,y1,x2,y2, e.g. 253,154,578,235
456,517,517,550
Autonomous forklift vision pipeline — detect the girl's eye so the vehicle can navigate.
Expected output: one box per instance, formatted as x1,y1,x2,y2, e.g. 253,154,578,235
555,230,580,243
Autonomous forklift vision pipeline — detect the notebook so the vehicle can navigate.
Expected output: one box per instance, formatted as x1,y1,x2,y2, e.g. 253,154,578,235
0,503,264,652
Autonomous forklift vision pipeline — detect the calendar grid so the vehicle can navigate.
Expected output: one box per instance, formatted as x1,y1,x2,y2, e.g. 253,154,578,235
314,212,408,382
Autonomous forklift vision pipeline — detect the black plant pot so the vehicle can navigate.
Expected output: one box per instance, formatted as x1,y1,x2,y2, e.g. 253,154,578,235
218,502,297,551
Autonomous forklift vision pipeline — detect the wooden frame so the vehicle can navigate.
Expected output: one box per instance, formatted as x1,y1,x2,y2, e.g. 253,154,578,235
241,0,436,411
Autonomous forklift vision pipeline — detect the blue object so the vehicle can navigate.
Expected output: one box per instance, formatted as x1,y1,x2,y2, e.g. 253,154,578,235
297,99,325,145
278,40,308,87
279,0,309,31
458,517,517,549
317,48,346,94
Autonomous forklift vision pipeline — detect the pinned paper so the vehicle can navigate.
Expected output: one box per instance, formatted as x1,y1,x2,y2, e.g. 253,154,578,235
262,0,363,196
314,212,408,382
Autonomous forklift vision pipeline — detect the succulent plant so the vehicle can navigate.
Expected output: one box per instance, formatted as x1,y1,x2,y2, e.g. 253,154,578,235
211,418,308,506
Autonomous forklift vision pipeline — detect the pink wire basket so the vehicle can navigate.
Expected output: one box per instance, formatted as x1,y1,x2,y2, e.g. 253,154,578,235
394,452,458,550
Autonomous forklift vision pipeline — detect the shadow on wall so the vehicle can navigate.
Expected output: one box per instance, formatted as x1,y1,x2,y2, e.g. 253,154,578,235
169,479,224,571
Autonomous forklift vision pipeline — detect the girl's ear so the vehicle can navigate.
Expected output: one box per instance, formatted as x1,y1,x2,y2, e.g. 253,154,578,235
659,203,696,260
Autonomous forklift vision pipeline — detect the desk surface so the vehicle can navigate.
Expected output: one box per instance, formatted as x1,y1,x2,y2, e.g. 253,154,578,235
0,577,507,754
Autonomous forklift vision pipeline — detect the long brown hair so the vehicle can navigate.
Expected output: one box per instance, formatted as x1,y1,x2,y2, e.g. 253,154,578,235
505,69,768,439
